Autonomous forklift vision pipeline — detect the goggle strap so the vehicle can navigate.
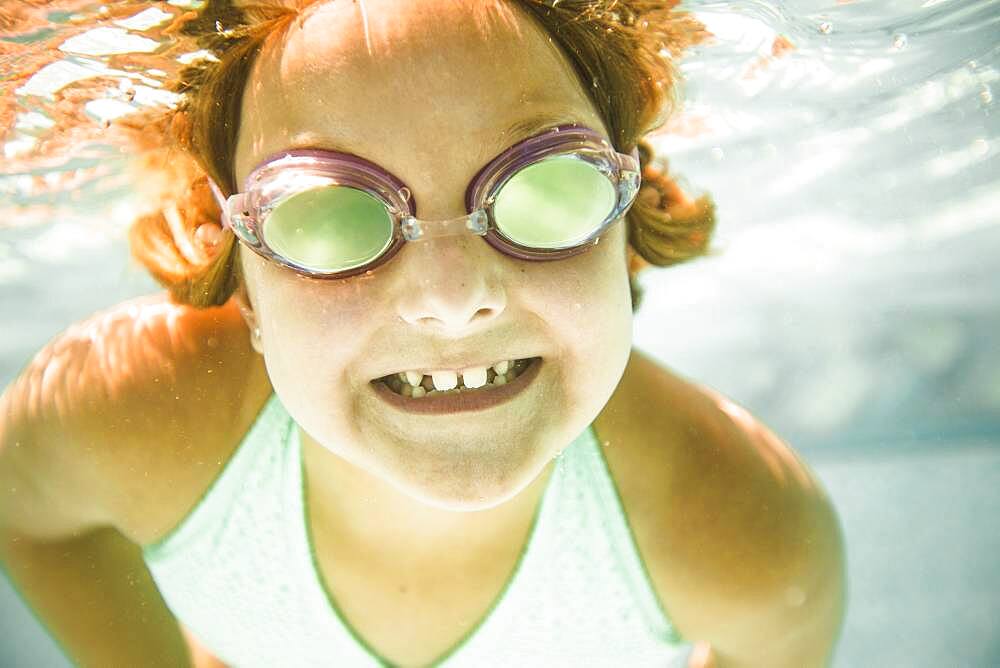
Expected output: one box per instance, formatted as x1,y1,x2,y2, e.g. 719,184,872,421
618,148,641,173
400,209,489,242
206,177,255,242
207,178,260,244
206,177,231,229
615,149,642,205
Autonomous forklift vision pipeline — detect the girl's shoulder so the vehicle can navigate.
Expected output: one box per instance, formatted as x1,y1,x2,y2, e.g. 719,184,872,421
0,292,271,545
597,350,844,650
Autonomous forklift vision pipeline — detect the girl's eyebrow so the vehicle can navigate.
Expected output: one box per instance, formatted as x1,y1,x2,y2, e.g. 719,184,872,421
458,109,594,170
285,110,589,160
488,110,591,155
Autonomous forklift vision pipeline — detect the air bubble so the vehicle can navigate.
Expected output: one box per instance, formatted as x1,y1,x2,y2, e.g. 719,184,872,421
980,85,993,105
891,34,907,51
818,21,833,35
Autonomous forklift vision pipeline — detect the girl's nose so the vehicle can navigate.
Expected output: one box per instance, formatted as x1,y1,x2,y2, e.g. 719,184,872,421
392,230,508,334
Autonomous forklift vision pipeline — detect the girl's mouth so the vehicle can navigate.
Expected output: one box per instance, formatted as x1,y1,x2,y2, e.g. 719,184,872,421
370,357,543,414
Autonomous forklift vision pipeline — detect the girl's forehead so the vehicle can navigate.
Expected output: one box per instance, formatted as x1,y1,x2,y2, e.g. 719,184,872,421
236,0,602,183
258,0,575,98
291,0,527,55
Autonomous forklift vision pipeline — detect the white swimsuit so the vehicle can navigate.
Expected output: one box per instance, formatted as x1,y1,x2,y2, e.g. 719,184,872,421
142,393,693,667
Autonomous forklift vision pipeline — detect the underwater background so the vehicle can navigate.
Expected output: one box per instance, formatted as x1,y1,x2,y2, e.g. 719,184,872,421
1,0,998,665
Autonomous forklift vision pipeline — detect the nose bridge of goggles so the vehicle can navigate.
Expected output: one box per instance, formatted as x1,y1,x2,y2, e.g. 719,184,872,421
400,209,489,242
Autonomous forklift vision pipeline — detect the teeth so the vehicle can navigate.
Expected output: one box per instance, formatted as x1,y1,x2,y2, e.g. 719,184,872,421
460,366,487,389
431,369,458,391
385,358,533,397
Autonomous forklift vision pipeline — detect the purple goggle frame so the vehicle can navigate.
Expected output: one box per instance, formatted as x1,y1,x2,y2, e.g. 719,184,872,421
207,123,641,279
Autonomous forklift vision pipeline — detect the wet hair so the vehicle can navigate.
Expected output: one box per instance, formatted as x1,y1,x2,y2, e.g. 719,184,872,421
126,0,716,311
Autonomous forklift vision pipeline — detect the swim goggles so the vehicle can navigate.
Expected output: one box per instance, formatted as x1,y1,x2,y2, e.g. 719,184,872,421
207,124,641,279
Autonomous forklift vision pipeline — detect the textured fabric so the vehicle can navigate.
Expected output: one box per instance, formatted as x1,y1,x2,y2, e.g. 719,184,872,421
142,393,693,667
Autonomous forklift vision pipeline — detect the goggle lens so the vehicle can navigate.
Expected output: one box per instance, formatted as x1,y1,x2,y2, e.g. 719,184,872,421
492,156,617,249
264,186,394,272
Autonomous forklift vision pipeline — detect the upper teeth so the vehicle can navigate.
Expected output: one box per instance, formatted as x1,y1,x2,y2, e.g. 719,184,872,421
398,360,516,391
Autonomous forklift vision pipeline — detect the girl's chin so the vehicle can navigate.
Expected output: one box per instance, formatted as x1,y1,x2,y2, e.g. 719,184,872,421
362,428,549,495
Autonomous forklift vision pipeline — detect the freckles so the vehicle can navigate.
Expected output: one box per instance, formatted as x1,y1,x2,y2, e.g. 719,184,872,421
285,274,379,316
325,278,371,308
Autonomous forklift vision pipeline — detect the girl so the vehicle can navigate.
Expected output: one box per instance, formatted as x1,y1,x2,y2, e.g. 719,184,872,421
0,1,845,666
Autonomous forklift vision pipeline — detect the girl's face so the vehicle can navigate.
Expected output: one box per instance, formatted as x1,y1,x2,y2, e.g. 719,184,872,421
233,0,633,510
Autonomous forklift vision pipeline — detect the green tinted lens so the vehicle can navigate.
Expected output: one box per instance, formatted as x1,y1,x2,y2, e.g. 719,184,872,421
263,186,393,272
492,156,616,249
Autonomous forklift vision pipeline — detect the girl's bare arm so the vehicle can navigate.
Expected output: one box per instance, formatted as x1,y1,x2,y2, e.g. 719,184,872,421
0,295,250,667
0,525,194,667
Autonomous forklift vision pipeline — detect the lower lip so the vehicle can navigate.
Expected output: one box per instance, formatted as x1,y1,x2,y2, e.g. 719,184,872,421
371,358,543,415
